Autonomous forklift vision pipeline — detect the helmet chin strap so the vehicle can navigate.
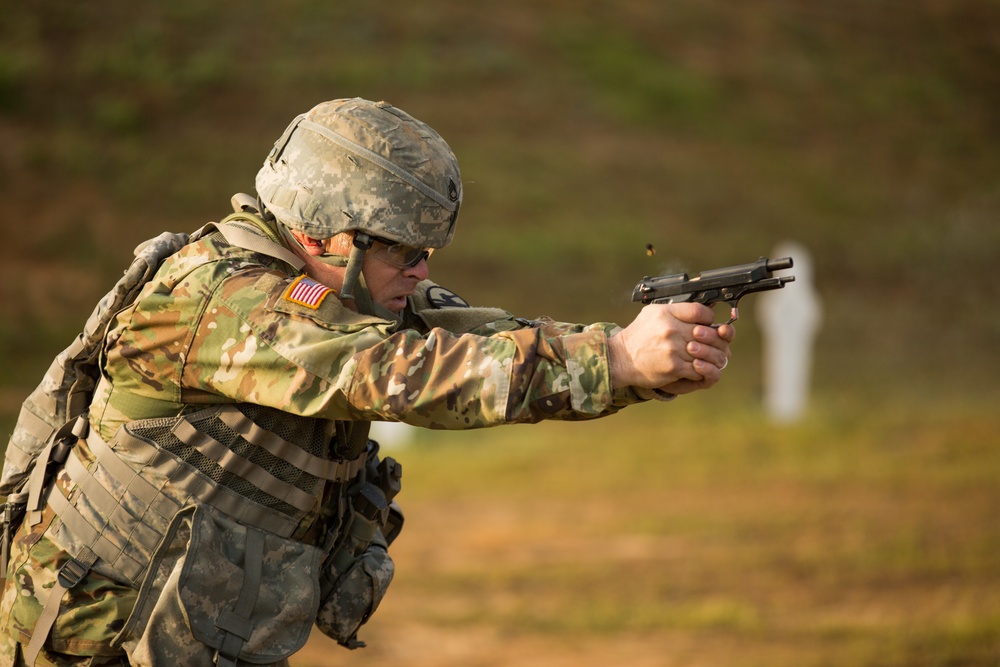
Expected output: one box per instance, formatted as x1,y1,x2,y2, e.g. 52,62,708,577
279,225,378,315
339,232,372,303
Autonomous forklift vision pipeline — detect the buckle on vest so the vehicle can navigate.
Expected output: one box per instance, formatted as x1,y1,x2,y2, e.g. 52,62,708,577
57,557,92,589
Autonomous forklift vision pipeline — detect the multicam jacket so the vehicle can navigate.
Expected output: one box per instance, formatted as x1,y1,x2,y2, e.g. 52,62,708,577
91,219,633,439
1,211,649,664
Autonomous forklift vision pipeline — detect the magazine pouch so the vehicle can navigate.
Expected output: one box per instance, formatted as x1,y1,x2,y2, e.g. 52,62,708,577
315,538,394,649
314,476,396,649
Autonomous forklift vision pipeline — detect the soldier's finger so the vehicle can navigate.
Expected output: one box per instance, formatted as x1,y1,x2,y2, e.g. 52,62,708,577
687,341,729,369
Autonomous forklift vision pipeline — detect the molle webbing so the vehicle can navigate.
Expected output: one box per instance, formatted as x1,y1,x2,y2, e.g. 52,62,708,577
49,442,175,585
128,404,332,519
49,405,367,588
4,404,54,474
217,408,366,481
171,419,319,515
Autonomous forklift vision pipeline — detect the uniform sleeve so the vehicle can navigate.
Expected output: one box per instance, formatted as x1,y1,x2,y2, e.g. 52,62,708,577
472,316,659,409
402,281,650,408
177,270,638,429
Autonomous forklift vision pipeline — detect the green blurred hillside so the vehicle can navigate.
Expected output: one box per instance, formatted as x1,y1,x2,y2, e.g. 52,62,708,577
1,1,998,402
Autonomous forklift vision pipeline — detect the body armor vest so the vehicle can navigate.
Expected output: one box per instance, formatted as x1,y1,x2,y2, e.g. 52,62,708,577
50,402,368,589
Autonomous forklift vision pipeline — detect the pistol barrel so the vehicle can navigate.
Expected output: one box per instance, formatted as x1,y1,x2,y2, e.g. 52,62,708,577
766,257,793,272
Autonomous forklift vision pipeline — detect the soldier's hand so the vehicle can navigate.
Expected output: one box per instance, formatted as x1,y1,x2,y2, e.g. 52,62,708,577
608,303,734,395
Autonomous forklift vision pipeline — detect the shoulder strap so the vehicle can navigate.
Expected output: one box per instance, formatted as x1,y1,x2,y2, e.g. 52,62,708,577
201,211,306,272
218,222,305,271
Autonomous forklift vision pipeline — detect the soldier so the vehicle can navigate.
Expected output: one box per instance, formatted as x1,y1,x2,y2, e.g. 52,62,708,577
0,98,733,666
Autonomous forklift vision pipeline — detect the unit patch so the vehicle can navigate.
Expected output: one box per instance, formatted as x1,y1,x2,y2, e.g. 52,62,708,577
284,275,334,309
426,286,470,309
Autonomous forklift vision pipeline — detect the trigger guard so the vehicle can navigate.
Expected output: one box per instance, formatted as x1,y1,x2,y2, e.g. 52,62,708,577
711,302,739,329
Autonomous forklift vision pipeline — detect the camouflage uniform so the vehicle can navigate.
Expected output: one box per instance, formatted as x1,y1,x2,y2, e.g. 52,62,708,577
0,99,652,666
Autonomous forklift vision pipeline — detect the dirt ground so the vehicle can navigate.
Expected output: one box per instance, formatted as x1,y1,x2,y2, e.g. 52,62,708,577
289,500,755,667
294,623,737,667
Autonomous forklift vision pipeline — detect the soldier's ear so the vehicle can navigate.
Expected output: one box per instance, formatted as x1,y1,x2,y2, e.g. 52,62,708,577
290,230,326,256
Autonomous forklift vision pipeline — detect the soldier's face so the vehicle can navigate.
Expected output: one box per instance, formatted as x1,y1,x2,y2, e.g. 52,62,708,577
289,229,429,314
362,247,430,313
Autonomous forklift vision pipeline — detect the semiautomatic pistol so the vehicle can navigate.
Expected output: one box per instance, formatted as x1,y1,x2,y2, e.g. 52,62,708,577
632,256,795,324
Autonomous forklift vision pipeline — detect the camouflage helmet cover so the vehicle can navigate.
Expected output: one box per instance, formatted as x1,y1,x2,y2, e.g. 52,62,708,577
255,98,462,248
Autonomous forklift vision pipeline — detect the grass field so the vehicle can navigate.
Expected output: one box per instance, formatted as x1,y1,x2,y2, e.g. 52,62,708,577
1,1,998,665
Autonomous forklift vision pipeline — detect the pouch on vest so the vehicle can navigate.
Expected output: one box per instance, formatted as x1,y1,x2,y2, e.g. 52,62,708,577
114,504,323,666
315,539,394,649
313,441,400,649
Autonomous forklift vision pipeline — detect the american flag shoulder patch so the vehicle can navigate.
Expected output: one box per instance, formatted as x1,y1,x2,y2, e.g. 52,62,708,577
283,275,334,309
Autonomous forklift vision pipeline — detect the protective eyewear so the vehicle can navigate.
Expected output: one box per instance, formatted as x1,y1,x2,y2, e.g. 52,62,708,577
369,237,432,269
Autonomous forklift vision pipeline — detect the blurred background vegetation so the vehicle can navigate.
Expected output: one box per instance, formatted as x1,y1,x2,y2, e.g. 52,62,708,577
1,1,998,665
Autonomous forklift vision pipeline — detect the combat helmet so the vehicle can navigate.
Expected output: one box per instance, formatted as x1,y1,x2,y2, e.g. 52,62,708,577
255,98,462,300
256,98,462,246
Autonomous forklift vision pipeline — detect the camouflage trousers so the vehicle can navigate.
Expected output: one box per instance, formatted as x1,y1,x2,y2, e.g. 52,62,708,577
0,636,129,666
0,636,289,667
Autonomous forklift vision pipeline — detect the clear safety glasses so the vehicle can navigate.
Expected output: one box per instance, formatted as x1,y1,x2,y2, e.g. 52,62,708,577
368,237,432,269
